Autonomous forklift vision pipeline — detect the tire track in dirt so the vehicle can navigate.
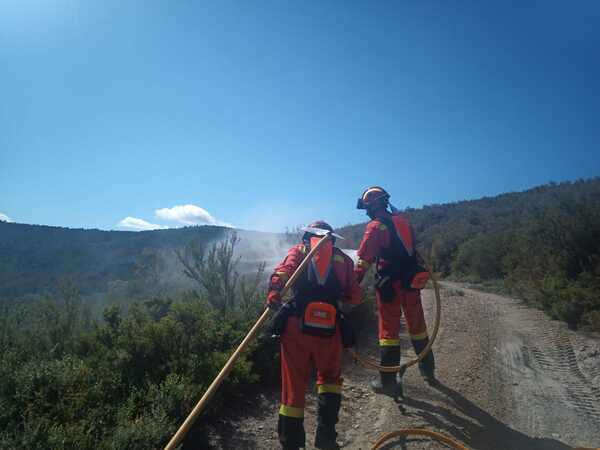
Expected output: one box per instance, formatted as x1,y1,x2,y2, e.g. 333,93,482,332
530,329,600,419
206,285,600,449
446,283,600,447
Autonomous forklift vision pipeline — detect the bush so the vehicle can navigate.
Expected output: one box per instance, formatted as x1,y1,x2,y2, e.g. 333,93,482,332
0,235,273,449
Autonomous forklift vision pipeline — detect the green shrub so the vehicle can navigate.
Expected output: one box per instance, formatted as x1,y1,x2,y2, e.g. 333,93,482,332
0,235,273,449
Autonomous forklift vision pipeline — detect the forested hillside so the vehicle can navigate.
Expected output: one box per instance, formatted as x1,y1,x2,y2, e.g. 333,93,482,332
2,178,599,330
339,178,600,330
0,223,287,299
1,179,599,448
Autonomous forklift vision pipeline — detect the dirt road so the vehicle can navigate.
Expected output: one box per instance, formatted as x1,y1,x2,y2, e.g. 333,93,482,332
207,284,600,449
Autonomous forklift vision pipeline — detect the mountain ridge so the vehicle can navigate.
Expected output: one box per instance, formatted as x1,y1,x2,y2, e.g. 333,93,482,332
2,176,599,331
0,222,287,298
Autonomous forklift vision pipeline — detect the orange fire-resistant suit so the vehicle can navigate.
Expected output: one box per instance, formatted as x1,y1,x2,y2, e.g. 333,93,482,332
268,240,360,449
355,211,435,380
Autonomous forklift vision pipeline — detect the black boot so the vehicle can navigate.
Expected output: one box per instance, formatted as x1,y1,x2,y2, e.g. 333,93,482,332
278,413,305,449
315,392,341,450
370,346,401,397
412,337,436,384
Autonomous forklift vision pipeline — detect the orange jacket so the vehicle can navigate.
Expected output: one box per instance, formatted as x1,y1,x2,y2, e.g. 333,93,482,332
355,212,417,284
269,244,362,306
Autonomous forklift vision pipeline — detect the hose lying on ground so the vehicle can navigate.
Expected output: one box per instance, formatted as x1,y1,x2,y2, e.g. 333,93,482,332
370,428,470,450
370,429,598,450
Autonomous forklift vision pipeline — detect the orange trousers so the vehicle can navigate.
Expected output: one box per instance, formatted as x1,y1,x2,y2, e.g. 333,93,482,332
376,281,429,345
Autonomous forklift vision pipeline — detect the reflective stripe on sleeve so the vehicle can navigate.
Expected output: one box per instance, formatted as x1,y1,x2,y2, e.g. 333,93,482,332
279,404,304,418
317,384,342,395
379,338,401,346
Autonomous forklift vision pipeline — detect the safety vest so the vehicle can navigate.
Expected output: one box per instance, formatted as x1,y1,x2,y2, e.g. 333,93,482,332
292,246,342,337
293,247,342,307
376,214,421,289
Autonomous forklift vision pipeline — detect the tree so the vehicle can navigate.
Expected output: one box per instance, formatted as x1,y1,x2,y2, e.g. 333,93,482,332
176,233,242,313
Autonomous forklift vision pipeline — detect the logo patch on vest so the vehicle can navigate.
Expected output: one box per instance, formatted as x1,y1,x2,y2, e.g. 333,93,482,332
303,301,337,333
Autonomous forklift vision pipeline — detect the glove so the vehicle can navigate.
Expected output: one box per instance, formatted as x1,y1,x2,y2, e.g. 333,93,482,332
266,290,282,309
266,302,292,337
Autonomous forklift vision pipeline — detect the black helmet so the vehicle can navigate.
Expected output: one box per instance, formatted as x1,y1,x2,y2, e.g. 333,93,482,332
356,186,390,210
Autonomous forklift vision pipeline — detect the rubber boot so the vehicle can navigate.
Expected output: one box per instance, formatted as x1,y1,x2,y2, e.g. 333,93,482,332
370,346,401,397
278,414,305,450
412,337,436,384
314,392,341,450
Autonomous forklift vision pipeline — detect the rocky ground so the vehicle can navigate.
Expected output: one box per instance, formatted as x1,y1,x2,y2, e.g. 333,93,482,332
204,283,600,449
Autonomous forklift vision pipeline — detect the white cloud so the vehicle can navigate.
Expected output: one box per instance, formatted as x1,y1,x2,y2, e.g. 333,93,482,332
155,204,233,228
0,212,12,222
117,216,168,231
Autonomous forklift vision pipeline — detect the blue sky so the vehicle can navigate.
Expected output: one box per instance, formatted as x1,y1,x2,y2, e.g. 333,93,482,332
1,1,599,232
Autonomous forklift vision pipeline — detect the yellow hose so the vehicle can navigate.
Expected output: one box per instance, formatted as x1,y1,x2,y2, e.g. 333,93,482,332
370,429,598,450
370,428,469,449
349,268,442,374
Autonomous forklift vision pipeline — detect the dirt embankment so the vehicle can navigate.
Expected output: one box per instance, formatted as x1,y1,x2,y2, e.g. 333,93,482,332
206,284,600,449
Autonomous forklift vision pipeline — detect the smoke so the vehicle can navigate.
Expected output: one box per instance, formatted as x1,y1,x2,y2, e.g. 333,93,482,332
119,226,361,305
236,203,321,233
0,212,12,222
139,228,292,297
233,230,297,274
234,230,358,275
341,248,358,263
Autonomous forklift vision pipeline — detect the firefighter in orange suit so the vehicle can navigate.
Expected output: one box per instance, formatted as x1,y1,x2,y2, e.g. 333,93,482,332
266,221,361,450
354,186,436,396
